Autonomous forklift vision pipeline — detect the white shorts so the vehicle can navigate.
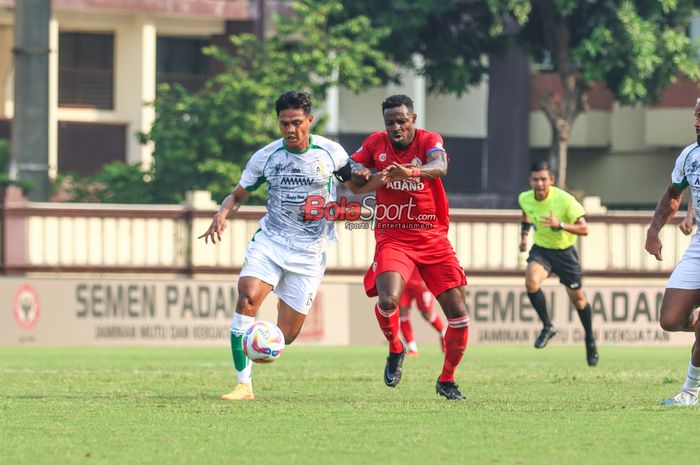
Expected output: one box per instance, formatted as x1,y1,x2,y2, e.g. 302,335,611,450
668,237,700,289
239,230,326,314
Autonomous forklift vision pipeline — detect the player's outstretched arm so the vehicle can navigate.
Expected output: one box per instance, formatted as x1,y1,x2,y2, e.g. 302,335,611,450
341,162,385,194
346,172,387,194
383,150,448,181
198,185,250,244
646,183,684,260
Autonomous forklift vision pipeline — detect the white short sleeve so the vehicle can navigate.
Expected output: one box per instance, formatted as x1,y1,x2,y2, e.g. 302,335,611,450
240,148,269,191
671,144,697,187
329,141,350,172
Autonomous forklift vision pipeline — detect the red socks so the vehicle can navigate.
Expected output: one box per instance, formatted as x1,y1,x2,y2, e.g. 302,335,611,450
439,315,470,382
375,304,403,353
399,315,415,346
427,311,445,334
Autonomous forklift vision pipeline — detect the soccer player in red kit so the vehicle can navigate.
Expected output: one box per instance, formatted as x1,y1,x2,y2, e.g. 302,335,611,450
352,94,470,400
399,268,446,357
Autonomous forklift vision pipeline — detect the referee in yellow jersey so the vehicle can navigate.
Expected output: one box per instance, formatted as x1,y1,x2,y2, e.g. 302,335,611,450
518,160,598,366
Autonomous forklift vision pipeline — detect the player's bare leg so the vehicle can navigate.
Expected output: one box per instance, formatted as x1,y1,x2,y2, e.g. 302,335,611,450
435,286,469,400
526,262,556,348
376,272,406,387
660,288,700,406
222,277,273,401
276,299,306,345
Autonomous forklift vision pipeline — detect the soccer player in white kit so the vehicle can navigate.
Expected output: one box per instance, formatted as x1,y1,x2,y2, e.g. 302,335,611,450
199,91,374,400
646,98,700,406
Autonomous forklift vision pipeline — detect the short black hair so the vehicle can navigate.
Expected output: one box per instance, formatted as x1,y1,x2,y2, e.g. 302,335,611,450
381,94,414,112
530,160,551,173
275,91,312,116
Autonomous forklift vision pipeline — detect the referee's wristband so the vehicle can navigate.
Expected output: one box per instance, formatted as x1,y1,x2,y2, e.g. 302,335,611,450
559,223,567,231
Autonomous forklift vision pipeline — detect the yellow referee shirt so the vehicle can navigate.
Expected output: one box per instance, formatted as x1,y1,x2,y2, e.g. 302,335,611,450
518,186,585,250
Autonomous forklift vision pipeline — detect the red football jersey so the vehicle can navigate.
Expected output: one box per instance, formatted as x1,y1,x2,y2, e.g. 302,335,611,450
352,129,451,242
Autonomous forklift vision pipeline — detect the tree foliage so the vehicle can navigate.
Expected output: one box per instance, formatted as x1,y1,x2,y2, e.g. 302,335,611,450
334,0,700,186
59,0,391,204
0,139,32,192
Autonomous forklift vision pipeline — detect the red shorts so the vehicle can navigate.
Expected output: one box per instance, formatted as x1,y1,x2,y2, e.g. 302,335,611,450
364,236,467,298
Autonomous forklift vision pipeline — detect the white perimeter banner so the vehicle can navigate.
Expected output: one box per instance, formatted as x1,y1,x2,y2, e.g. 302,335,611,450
0,276,693,346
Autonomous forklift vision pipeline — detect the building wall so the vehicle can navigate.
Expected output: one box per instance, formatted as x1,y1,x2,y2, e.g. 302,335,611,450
0,1,250,176
529,72,700,208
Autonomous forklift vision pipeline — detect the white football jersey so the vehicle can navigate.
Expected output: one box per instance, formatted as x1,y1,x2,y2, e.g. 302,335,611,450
672,142,700,240
240,135,350,254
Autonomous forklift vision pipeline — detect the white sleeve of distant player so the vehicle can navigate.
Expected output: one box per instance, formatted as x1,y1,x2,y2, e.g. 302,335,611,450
671,151,686,185
671,145,699,186
240,150,267,191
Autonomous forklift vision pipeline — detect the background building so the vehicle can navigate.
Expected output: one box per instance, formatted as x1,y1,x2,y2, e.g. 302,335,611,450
0,0,699,208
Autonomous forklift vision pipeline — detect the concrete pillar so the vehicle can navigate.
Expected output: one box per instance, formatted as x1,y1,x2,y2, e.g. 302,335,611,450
116,16,156,168
11,0,51,201
0,25,14,118
324,82,340,139
48,17,58,179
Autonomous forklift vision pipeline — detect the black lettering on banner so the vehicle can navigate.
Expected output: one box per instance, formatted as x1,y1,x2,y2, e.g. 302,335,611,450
633,292,653,322
591,292,607,322
76,284,88,318
165,285,178,318
170,326,189,339
519,291,534,322
181,287,194,317
92,285,104,317
474,291,489,322
198,286,211,318
106,285,124,317
612,292,628,322
549,291,556,321
128,285,139,317
493,292,515,322
144,286,156,318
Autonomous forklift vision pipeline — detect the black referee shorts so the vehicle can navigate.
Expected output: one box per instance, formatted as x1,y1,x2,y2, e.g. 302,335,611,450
527,244,582,289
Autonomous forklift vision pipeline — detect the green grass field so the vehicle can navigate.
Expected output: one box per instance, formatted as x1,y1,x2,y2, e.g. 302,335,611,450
0,344,696,465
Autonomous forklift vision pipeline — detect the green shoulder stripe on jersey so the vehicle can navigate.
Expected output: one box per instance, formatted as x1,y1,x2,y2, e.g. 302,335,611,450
250,228,261,241
674,178,689,189
244,176,267,192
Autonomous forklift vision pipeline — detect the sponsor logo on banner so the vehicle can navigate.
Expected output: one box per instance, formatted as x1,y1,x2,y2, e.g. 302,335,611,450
13,284,41,330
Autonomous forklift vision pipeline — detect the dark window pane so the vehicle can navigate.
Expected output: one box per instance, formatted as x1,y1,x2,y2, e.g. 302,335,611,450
156,36,209,93
58,121,126,176
58,32,114,109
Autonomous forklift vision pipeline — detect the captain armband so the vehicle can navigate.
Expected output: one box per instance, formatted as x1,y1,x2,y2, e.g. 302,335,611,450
520,221,532,236
333,162,352,183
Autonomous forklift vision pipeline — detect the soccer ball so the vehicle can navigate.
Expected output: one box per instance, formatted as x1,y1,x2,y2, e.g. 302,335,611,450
243,321,285,363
